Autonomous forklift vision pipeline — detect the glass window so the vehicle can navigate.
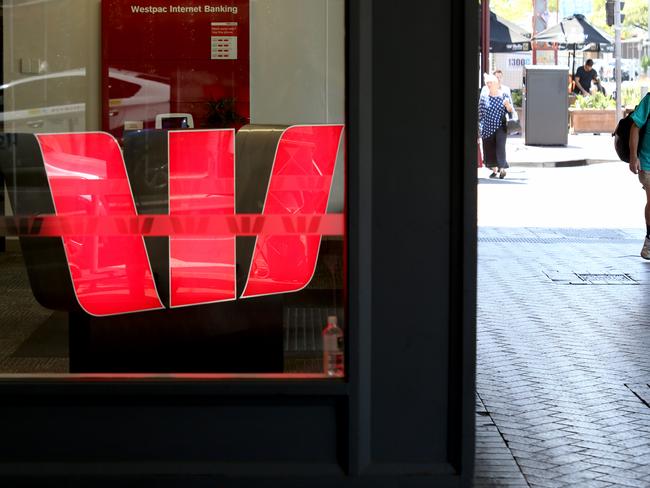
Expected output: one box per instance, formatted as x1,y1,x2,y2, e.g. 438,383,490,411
0,0,345,378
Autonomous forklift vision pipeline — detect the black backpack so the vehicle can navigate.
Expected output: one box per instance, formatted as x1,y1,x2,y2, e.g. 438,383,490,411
613,96,649,162
613,114,635,162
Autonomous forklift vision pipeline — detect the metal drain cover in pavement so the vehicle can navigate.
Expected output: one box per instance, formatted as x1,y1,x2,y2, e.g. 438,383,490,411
575,273,637,284
544,270,638,285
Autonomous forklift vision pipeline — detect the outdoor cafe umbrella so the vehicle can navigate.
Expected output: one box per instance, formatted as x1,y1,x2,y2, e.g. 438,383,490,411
479,7,531,52
533,14,612,76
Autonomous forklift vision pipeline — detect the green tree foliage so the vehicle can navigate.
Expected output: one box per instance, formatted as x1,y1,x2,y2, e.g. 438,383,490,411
621,0,648,32
587,0,613,36
589,0,648,39
489,0,535,26
485,0,645,39
487,0,558,21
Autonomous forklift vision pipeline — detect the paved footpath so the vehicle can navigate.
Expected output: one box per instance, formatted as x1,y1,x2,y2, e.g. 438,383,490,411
475,157,650,487
475,227,650,487
506,133,619,167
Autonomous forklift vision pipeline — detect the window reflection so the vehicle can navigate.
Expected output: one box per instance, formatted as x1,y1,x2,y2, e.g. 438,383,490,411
0,0,345,376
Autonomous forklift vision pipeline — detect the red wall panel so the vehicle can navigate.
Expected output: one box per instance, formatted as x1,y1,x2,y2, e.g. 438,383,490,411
102,0,250,140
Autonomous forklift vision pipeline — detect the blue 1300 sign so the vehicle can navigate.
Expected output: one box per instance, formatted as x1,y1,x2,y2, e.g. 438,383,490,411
508,58,530,67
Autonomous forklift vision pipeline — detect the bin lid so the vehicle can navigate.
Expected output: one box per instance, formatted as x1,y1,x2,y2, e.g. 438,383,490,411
524,65,569,73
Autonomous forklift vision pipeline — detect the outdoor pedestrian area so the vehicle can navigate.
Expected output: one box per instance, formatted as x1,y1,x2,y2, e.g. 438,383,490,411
475,137,650,487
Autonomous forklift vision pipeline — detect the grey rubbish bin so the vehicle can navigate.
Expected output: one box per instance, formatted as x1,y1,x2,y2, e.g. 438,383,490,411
524,65,569,146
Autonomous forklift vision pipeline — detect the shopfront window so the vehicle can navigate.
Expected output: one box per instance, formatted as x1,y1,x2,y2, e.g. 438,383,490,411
0,0,345,377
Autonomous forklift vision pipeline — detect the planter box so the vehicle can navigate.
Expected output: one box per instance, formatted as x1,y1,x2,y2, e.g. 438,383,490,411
569,108,616,134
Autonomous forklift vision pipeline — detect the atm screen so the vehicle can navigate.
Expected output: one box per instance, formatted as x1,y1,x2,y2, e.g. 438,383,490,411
161,117,189,129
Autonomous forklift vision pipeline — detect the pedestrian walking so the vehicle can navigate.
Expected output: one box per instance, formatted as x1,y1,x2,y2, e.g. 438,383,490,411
478,73,514,179
627,93,650,258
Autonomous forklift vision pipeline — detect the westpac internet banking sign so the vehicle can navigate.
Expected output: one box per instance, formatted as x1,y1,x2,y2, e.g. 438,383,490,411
26,125,343,317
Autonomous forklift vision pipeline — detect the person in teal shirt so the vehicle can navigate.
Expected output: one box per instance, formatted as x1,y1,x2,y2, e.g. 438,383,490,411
629,93,650,259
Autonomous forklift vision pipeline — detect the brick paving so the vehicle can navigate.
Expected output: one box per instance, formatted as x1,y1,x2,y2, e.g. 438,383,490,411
475,227,650,487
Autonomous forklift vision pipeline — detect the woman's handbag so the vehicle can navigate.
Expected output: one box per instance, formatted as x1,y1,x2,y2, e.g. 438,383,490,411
505,110,521,135
499,93,521,135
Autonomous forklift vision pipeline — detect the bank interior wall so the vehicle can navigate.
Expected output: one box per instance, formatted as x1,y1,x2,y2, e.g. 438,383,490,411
2,0,344,128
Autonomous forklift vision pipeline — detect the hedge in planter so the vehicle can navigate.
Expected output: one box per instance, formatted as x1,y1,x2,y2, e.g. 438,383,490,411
570,92,616,133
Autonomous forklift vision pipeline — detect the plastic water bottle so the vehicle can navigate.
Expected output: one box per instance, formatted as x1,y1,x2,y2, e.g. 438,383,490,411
322,315,344,377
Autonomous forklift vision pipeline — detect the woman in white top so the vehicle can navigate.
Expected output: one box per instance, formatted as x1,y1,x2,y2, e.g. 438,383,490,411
478,73,514,179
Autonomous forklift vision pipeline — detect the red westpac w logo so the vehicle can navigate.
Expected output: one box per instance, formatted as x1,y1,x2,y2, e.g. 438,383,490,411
34,125,344,316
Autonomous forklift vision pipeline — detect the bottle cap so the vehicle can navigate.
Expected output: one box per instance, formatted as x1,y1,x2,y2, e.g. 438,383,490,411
327,315,337,325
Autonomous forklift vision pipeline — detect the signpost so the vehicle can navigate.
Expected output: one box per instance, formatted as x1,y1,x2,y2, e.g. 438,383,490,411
482,0,490,77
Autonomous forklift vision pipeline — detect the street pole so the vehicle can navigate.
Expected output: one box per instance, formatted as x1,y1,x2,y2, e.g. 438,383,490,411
615,0,622,121
481,0,490,80
554,0,559,64
533,0,548,64
532,0,537,64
